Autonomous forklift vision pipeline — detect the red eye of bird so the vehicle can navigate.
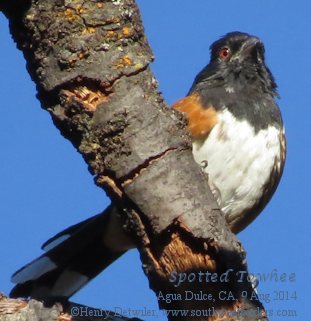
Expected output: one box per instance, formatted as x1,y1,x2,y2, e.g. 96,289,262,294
219,47,231,60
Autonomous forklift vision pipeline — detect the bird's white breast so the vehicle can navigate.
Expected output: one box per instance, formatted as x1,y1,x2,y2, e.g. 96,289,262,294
192,109,282,228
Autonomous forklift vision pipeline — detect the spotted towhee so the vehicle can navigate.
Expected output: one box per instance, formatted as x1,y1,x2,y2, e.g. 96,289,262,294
173,31,286,233
10,32,286,300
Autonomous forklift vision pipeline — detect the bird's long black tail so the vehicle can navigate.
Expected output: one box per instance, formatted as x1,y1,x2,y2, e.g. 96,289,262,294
10,205,134,300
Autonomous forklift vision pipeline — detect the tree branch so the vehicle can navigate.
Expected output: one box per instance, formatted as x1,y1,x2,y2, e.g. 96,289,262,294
1,0,269,320
0,294,141,321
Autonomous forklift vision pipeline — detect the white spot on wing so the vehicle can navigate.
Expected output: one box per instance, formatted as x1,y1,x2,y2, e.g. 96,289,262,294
225,86,235,94
11,257,57,283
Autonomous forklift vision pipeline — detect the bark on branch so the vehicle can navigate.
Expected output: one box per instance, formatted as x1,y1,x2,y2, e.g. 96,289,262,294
0,294,141,321
1,0,269,320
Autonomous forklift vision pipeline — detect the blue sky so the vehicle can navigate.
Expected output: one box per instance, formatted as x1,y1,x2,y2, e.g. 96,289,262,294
0,1,310,320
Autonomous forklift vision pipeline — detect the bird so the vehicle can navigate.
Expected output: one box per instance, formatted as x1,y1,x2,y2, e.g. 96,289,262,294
10,31,286,301
173,31,286,233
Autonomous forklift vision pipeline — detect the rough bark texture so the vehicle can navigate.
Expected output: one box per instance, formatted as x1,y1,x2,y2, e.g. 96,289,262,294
1,1,269,320
0,294,141,321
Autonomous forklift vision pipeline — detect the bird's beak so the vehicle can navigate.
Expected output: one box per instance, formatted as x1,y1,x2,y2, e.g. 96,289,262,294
233,37,261,62
241,37,260,54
